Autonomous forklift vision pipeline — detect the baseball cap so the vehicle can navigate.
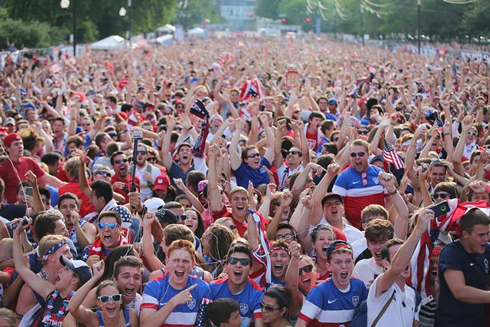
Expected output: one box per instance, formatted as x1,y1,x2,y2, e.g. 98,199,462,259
4,117,15,126
328,98,338,106
144,198,165,213
321,193,343,207
370,154,384,164
326,240,353,259
59,256,92,285
154,174,170,191
155,208,178,225
3,133,21,147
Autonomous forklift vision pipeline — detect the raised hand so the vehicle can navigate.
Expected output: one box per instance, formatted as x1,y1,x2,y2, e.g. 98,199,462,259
280,191,293,208
326,163,340,177
142,212,156,229
169,283,198,307
92,260,105,280
289,241,301,259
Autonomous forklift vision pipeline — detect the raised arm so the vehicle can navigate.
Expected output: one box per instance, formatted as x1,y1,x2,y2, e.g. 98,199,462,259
160,116,176,170
259,114,275,165
266,191,292,240
378,172,409,240
141,212,165,272
230,118,244,171
375,208,433,297
208,144,224,212
68,261,103,325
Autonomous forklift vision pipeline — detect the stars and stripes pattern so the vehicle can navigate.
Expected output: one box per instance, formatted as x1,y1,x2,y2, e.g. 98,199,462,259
189,99,210,157
195,298,212,327
383,139,405,170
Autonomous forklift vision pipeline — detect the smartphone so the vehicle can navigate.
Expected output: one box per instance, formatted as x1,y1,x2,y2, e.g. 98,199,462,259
25,187,33,197
429,201,450,217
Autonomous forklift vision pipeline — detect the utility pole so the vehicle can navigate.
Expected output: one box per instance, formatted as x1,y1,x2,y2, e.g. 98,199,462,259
360,3,365,46
417,0,421,54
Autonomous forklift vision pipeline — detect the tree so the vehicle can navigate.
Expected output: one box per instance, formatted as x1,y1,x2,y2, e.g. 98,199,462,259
256,0,282,19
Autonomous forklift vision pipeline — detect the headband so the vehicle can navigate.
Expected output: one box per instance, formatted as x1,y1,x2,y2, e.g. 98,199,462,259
42,240,67,261
267,287,290,308
270,246,291,257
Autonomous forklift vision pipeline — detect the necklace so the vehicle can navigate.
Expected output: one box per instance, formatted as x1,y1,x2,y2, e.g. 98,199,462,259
43,290,74,322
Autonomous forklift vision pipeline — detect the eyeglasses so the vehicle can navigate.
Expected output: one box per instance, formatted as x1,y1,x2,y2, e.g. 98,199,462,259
137,151,147,156
147,157,157,162
177,214,188,221
288,151,302,156
98,222,119,230
97,171,111,177
260,302,281,312
433,192,450,200
274,233,293,241
350,151,366,158
114,158,128,165
228,257,251,266
98,293,122,303
247,153,260,159
299,264,313,275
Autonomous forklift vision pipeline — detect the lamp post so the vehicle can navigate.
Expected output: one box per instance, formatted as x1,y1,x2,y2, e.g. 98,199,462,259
128,0,132,46
417,0,421,54
119,7,128,41
60,0,76,57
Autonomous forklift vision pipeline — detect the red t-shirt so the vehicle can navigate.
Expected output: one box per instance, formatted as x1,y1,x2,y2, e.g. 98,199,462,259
211,205,268,237
305,129,319,151
58,182,96,217
0,157,45,204
110,174,140,204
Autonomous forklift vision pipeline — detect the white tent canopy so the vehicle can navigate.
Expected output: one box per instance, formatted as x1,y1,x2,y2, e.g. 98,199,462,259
91,35,128,50
157,24,176,33
149,34,173,45
188,27,204,36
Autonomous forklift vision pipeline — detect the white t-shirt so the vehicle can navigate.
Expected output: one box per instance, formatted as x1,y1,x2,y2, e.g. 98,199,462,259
367,274,419,327
313,217,364,245
352,235,367,259
352,257,383,288
134,163,161,201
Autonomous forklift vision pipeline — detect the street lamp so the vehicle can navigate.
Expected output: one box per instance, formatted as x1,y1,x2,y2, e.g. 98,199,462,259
60,0,76,57
417,0,421,54
119,7,129,40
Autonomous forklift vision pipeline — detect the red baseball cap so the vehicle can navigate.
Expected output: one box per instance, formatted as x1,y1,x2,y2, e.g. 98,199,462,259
154,174,170,191
3,133,21,147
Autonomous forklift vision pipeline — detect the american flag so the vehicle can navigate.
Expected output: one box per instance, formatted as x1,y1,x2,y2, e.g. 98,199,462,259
218,52,234,67
189,100,210,157
196,298,212,327
383,140,405,170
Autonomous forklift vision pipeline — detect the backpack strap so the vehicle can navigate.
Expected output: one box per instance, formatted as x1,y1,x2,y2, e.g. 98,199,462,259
371,289,396,327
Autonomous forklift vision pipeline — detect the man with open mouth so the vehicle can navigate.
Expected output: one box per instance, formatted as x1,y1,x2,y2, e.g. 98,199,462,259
269,241,291,287
110,151,140,204
332,139,388,229
210,245,264,326
367,207,434,327
297,240,367,327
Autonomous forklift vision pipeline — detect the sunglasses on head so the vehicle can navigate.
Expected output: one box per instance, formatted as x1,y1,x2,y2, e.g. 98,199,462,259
114,158,128,165
260,302,280,312
299,264,313,275
247,153,260,159
98,222,119,230
98,293,122,303
228,257,251,266
433,192,450,200
97,171,111,177
350,151,366,158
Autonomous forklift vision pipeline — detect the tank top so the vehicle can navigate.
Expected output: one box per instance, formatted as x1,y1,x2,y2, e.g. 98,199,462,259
95,307,130,327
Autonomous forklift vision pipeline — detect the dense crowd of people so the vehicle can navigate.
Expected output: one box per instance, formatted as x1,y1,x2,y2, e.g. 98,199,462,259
0,35,488,326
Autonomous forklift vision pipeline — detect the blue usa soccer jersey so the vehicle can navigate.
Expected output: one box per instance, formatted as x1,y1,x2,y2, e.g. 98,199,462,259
299,278,367,326
141,274,211,327
209,277,264,326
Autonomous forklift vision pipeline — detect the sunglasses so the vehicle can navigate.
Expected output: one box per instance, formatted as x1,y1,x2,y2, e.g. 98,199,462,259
433,192,450,200
288,151,302,156
147,157,157,162
260,302,280,312
247,153,260,159
114,158,128,165
468,131,477,136
228,257,251,266
350,151,366,158
274,233,293,241
299,264,313,275
358,130,369,135
98,293,122,303
177,214,188,221
137,151,147,156
97,171,111,177
98,222,119,230
175,126,183,132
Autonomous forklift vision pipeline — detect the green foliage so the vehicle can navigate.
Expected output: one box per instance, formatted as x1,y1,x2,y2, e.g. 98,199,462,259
256,0,282,19
0,18,68,49
177,0,220,28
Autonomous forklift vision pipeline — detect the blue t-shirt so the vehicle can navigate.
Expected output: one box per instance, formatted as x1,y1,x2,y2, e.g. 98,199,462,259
299,277,367,326
435,241,490,327
210,277,263,326
233,157,271,188
141,274,211,327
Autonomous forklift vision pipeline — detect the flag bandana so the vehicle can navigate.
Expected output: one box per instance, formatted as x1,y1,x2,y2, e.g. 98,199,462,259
240,79,263,101
190,99,210,157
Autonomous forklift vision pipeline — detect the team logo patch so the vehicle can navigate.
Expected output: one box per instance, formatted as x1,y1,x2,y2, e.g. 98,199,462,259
187,298,197,310
351,295,360,307
373,177,379,185
240,303,249,315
